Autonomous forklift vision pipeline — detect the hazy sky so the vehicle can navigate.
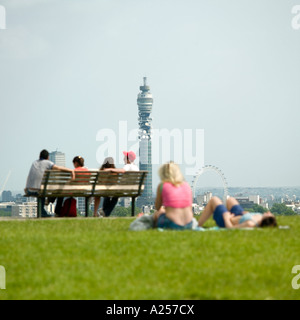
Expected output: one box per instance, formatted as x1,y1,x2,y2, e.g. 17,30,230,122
0,0,300,193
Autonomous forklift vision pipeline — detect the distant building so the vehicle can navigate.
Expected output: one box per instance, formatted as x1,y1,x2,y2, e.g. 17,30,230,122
137,77,153,207
77,197,85,215
49,151,66,167
234,196,256,209
15,193,28,204
0,202,14,212
77,197,94,216
12,202,37,218
11,201,54,218
249,195,260,205
233,195,265,209
1,190,12,202
120,197,131,208
196,192,212,205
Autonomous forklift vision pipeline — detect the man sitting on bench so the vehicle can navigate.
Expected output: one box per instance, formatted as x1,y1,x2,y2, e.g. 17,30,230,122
24,149,75,217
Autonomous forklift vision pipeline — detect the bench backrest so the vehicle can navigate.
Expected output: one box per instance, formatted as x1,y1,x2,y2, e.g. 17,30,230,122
40,170,148,198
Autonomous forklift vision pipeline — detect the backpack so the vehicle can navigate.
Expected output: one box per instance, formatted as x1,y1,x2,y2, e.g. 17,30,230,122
61,197,77,217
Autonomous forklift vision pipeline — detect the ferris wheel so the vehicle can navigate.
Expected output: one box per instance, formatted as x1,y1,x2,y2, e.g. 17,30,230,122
191,165,229,202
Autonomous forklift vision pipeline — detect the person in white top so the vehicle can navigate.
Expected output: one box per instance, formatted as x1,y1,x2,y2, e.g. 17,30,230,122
123,151,139,171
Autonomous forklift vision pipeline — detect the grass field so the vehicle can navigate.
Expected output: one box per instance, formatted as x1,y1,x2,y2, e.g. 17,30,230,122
0,215,300,300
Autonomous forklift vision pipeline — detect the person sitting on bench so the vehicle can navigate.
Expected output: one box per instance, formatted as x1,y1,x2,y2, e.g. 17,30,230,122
55,155,89,217
24,149,75,217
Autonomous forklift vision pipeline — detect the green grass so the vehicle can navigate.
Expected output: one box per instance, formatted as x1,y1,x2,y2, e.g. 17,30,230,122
0,216,300,300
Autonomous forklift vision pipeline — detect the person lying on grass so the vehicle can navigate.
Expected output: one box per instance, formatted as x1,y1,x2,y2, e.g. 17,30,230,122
198,196,277,228
153,161,194,230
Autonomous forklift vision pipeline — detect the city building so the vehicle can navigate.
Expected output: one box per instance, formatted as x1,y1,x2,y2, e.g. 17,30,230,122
11,200,55,218
137,77,153,207
77,197,85,215
0,202,15,213
196,191,212,205
249,195,260,205
76,197,94,216
1,190,12,202
234,195,263,209
11,202,37,218
234,196,255,209
119,197,131,208
49,151,66,167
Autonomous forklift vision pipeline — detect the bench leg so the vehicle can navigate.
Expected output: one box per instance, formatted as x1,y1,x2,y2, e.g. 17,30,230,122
37,198,42,218
131,197,136,217
85,197,89,217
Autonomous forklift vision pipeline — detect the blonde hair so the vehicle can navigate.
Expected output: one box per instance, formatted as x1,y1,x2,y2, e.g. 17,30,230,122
158,161,184,187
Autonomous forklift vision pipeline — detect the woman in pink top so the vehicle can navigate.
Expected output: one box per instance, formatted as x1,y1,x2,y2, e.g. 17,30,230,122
154,162,193,230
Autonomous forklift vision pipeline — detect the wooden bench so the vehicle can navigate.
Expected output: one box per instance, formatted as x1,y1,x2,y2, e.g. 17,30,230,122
31,170,148,218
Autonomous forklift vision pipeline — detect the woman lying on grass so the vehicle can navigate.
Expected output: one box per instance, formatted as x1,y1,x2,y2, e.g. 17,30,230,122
198,196,277,228
153,161,194,230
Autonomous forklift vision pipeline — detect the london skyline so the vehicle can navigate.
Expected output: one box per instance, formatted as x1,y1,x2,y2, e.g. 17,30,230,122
0,0,300,192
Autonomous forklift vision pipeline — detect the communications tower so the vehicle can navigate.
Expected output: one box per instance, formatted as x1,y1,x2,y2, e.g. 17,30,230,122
137,77,153,207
